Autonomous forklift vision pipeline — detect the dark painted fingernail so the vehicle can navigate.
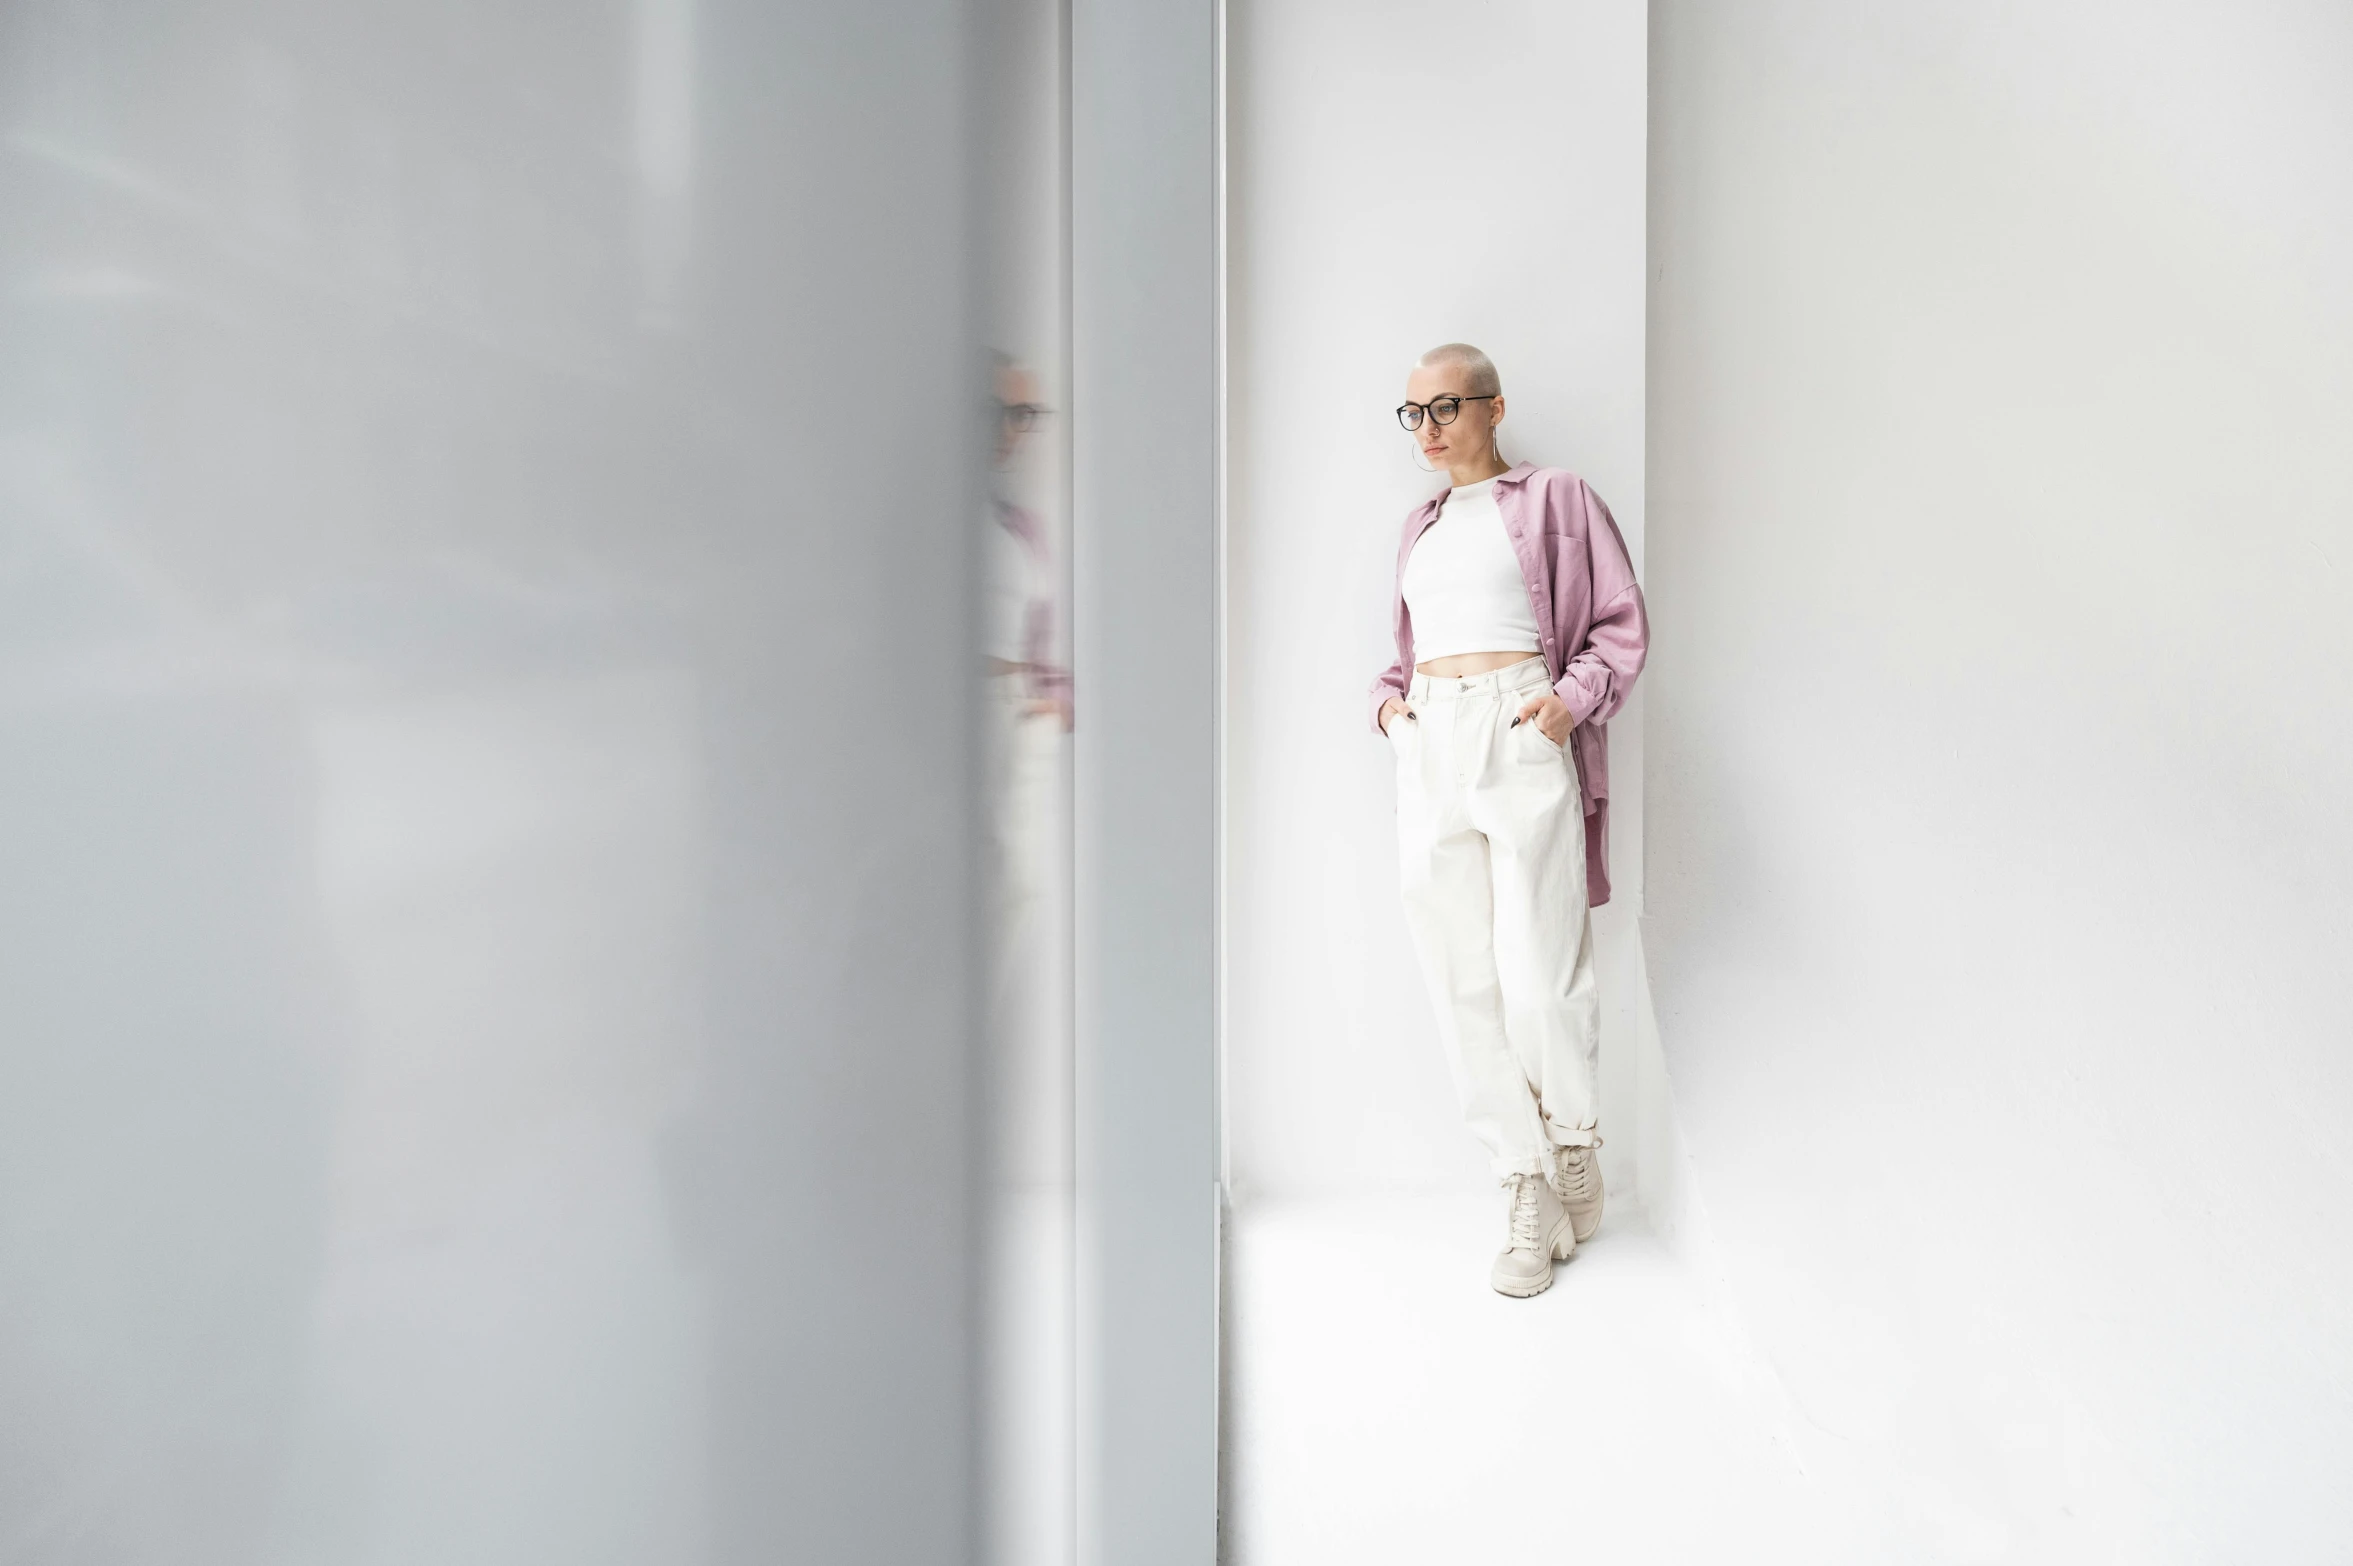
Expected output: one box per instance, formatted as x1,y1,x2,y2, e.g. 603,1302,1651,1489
1508,715,1522,727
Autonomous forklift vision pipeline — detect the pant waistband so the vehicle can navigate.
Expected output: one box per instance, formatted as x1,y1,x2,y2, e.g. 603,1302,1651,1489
1408,656,1550,702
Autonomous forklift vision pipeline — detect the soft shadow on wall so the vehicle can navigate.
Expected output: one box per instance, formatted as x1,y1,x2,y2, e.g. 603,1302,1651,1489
1648,1,2353,1555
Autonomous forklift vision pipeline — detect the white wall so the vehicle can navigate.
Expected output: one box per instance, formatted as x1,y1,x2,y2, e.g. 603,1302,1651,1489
1224,0,1650,1200
1648,2,2353,1555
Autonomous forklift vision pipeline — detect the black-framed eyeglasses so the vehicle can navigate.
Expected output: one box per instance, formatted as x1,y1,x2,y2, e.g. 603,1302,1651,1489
999,400,1050,433
1396,394,1495,432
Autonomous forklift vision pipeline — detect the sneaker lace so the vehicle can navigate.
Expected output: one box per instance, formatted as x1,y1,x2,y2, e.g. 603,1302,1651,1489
1553,1146,1599,1204
1508,1174,1544,1251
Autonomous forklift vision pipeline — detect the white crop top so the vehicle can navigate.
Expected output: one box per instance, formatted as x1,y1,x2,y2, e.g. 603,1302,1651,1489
1399,476,1541,663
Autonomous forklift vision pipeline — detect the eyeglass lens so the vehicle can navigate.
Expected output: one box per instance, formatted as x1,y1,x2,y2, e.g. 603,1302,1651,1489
1396,396,1464,432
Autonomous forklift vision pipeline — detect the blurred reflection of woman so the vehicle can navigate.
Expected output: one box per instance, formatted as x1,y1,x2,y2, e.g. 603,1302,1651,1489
983,354,1071,1173
1371,343,1648,1299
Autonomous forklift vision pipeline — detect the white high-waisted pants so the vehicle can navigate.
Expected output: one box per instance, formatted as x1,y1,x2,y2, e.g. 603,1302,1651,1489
1390,655,1600,1179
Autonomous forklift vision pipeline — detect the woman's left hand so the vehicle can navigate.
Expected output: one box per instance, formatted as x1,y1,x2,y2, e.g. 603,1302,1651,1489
1513,693,1574,746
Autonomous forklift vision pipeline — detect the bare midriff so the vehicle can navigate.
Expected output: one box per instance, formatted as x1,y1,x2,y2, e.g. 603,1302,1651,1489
1414,650,1544,678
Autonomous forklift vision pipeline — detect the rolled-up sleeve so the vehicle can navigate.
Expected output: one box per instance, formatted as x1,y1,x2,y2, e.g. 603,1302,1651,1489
1553,490,1648,727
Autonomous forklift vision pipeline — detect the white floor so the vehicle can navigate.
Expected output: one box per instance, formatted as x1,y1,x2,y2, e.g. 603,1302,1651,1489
1219,1189,1861,1564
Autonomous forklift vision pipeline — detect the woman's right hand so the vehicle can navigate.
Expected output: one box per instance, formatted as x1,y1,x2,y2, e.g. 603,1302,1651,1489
1379,696,1412,735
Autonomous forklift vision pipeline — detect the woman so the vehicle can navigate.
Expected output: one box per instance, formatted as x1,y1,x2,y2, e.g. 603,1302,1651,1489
1372,343,1648,1298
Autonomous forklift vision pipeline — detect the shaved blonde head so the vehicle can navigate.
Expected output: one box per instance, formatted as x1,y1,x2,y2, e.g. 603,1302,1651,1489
1415,342,1501,397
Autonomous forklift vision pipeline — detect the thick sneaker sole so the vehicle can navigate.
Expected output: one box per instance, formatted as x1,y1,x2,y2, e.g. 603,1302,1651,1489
1492,1215,1577,1297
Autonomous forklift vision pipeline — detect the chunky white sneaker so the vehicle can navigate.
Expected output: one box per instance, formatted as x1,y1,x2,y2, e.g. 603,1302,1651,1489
1550,1142,1605,1245
1491,1172,1573,1297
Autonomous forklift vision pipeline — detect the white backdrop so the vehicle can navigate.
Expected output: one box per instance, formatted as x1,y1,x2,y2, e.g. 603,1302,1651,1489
1649,2,2353,1555
1223,0,1650,1200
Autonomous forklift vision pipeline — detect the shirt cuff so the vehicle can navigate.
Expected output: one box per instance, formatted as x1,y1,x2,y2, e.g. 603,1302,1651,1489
1554,671,1604,728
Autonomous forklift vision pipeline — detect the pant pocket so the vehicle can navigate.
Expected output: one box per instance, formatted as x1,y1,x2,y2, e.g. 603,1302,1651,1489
1389,711,1424,782
1517,710,1565,754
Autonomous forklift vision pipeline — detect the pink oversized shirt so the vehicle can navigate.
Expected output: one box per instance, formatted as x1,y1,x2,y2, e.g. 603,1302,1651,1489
1370,463,1649,906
